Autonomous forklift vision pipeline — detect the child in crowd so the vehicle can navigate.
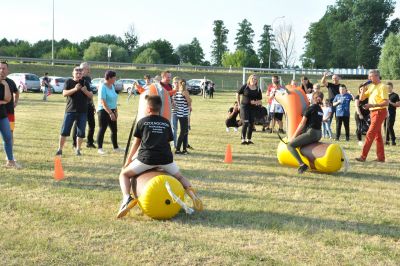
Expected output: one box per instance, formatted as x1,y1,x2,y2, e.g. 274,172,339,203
322,99,333,139
117,95,203,218
225,101,242,132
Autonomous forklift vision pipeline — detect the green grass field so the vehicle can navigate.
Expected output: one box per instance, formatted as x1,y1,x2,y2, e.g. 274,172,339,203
0,89,399,265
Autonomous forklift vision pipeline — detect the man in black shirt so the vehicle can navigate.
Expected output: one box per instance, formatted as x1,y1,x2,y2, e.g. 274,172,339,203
321,72,341,125
117,95,203,218
385,82,400,145
42,72,51,101
0,62,19,144
300,76,313,94
55,67,93,156
72,62,96,149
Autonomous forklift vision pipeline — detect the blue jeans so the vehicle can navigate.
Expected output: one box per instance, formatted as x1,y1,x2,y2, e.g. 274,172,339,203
0,117,13,160
60,112,87,138
322,121,332,138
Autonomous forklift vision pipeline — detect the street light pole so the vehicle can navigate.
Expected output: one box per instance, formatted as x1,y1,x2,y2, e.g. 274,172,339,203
259,58,263,69
268,16,285,69
107,46,112,69
51,0,54,66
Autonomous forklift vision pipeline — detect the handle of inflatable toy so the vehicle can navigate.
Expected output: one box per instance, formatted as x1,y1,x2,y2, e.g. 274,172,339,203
123,114,138,166
277,132,288,144
340,146,350,174
165,181,194,215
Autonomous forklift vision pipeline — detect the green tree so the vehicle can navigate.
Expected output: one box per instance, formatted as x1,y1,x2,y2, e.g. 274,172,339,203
211,20,229,66
133,39,179,64
221,49,259,68
258,25,280,68
222,50,246,68
175,38,205,65
80,35,124,52
189,38,205,65
234,19,254,53
123,24,139,57
56,46,81,60
83,42,129,62
134,48,161,64
303,0,396,68
378,33,400,79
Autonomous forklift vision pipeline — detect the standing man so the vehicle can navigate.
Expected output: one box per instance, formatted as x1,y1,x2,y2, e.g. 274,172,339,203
385,82,400,145
42,72,52,101
321,72,341,127
356,69,389,163
0,61,19,146
160,71,173,93
300,76,313,94
56,66,93,156
72,62,96,149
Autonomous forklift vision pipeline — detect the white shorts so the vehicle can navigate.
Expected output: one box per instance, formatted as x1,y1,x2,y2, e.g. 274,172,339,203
126,159,180,176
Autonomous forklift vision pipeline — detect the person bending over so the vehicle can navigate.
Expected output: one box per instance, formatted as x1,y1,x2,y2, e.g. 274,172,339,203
225,101,242,132
287,91,324,174
117,95,203,218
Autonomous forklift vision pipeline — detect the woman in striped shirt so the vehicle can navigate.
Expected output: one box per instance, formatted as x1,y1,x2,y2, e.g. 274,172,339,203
175,79,192,155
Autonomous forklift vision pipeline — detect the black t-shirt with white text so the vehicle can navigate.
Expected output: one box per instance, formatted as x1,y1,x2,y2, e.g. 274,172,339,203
388,92,400,116
326,82,340,102
237,85,262,106
64,78,91,113
134,115,174,165
5,78,18,115
303,104,323,131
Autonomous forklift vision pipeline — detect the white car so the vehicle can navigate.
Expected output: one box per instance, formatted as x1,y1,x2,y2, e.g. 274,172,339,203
92,77,123,93
39,76,67,93
118,78,146,94
7,73,41,93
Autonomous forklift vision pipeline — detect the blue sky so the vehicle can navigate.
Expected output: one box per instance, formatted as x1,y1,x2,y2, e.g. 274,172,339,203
3,0,400,63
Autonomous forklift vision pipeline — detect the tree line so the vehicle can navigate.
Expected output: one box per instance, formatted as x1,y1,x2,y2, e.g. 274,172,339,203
1,0,399,72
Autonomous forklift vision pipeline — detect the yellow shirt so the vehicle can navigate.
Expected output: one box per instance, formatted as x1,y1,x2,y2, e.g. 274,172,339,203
364,83,388,111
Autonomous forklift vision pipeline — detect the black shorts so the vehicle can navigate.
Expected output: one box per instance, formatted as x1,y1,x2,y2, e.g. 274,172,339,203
272,112,283,121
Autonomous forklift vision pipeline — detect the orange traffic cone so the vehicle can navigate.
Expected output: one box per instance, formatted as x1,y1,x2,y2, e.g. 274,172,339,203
224,144,232,163
54,156,65,181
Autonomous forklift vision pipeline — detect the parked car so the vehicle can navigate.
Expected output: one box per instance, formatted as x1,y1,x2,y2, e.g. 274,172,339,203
7,73,41,93
39,76,67,93
119,78,146,94
186,79,213,95
92,77,123,93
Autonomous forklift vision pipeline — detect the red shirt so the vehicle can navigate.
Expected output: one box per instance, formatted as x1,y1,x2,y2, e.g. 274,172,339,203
160,82,173,91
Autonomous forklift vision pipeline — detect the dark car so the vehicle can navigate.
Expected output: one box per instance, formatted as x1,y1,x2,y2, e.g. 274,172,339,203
186,79,203,95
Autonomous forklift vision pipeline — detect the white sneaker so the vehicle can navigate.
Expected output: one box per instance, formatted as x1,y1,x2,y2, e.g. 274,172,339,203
234,127,238,132
113,147,125,153
226,127,230,132
98,149,106,155
358,141,364,146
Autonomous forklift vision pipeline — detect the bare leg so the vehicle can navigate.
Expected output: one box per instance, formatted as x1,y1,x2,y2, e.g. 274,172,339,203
119,168,136,196
58,136,66,151
77,137,84,150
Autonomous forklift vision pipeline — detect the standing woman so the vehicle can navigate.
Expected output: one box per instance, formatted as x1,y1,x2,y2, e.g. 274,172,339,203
287,91,324,174
97,70,122,154
175,79,192,155
236,74,262,144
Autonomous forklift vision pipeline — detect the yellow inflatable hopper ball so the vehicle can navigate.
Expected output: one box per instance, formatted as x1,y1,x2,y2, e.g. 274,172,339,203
132,171,185,220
